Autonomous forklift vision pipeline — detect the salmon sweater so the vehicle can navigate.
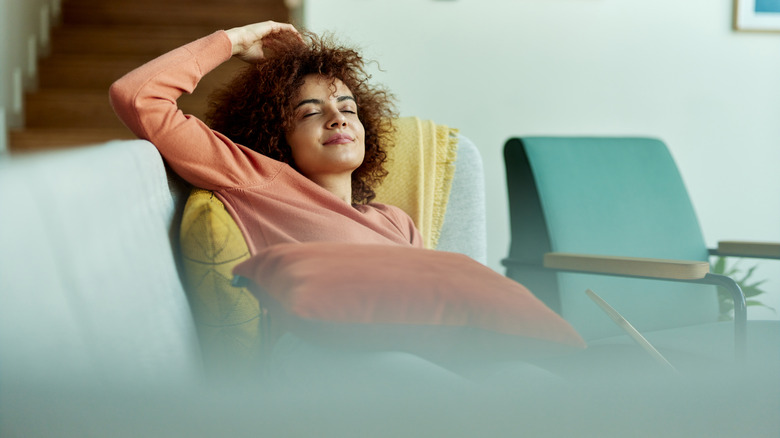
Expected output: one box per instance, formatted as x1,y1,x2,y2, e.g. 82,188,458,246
109,31,423,254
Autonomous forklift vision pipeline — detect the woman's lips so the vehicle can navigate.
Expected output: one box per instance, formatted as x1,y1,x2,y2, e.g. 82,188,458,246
324,133,353,145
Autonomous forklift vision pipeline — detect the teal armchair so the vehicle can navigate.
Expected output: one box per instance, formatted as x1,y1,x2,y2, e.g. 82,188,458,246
502,137,779,371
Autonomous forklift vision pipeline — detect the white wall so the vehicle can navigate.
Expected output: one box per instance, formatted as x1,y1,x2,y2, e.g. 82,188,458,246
0,0,60,152
304,0,780,319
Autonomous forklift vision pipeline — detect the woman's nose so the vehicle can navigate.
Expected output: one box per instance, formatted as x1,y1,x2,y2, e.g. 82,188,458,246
328,110,347,128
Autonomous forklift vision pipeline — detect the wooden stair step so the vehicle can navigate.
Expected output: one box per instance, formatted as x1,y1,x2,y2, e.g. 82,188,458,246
64,0,279,6
25,89,211,128
38,54,248,91
62,2,288,28
9,128,137,152
25,90,127,129
38,54,153,89
49,25,216,56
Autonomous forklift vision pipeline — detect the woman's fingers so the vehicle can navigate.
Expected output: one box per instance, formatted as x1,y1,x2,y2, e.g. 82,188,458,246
226,21,302,62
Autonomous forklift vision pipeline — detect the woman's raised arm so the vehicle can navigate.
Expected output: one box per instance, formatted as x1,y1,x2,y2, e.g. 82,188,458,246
108,22,299,190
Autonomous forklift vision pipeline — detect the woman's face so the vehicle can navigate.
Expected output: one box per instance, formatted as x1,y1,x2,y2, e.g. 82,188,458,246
285,74,366,182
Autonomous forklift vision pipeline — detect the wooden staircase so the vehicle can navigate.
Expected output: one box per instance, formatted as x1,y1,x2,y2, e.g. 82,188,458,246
9,0,289,152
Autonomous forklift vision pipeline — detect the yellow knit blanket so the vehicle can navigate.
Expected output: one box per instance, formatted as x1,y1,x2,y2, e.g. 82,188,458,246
374,117,459,249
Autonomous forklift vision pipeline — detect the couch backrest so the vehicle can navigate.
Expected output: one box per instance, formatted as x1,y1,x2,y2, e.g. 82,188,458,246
435,134,487,264
0,140,203,387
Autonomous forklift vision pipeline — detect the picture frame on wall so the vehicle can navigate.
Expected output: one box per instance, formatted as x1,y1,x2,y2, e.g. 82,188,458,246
734,0,780,31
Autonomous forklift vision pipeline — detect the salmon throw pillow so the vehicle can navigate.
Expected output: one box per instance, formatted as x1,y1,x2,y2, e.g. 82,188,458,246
233,243,586,362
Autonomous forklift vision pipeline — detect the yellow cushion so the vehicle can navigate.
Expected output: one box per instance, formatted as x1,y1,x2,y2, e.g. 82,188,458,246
178,119,458,372
179,188,273,375
374,117,458,249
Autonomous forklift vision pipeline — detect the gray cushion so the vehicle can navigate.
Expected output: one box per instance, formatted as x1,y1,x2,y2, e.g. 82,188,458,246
436,134,487,264
0,140,202,386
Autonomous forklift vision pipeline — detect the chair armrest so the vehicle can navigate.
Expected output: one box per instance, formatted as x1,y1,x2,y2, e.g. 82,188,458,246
540,252,746,360
712,241,780,260
542,252,710,280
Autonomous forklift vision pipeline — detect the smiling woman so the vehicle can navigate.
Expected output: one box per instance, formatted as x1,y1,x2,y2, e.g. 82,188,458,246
108,20,443,384
109,21,421,257
205,25,396,205
107,20,584,389
284,75,366,202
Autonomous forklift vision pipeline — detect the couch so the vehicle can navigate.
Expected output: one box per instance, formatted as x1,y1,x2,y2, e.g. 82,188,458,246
1,139,777,438
0,129,487,377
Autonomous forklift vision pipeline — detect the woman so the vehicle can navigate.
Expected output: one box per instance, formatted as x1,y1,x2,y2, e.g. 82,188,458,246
111,22,565,390
111,21,467,388
110,21,423,256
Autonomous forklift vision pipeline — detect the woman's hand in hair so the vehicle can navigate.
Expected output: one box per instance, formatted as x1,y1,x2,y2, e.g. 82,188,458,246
225,21,302,63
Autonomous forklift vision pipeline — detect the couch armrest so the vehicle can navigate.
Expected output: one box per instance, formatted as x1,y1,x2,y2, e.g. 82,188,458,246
712,241,780,260
542,252,710,280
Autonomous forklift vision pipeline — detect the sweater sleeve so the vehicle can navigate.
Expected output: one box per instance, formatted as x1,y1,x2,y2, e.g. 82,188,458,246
109,30,282,190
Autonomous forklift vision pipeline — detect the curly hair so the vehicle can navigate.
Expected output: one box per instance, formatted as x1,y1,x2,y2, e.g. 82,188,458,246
206,30,397,204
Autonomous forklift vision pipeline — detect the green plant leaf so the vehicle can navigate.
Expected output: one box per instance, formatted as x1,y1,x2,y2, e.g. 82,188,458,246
712,257,726,274
742,284,768,299
738,265,759,284
744,278,768,288
746,300,774,310
710,256,772,320
746,300,777,313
